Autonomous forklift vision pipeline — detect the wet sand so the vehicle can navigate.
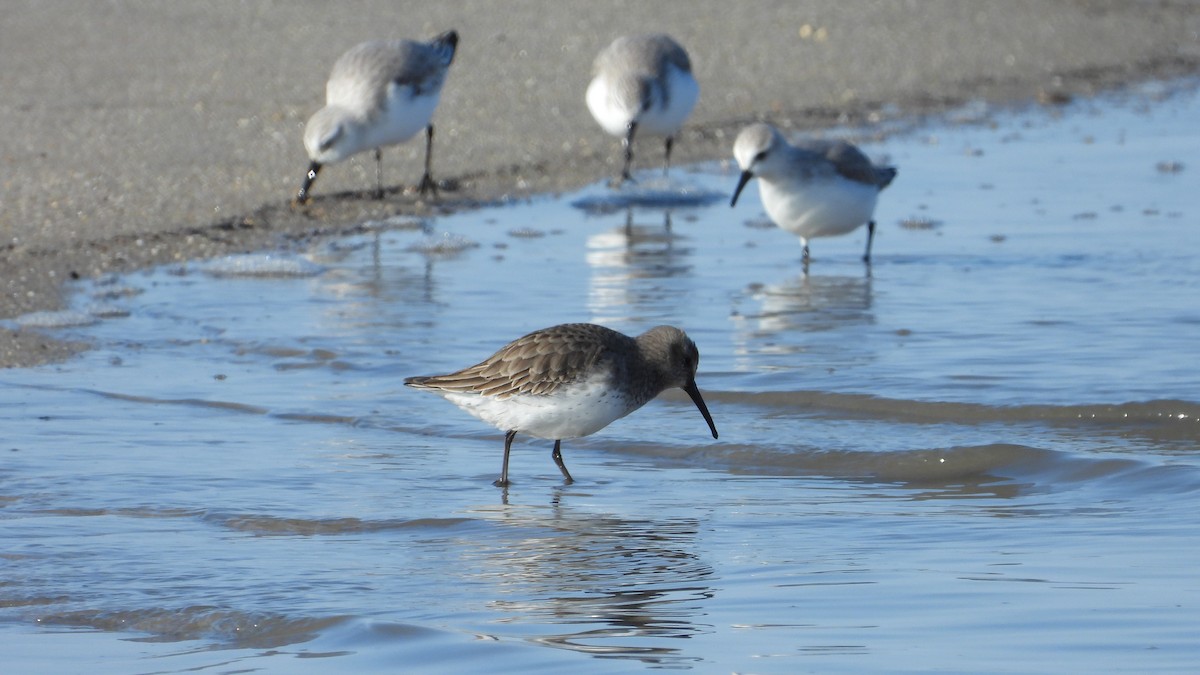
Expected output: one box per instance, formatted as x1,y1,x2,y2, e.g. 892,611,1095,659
2,0,1198,367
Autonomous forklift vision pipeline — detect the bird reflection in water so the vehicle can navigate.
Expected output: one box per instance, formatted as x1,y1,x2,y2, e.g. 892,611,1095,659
462,499,713,665
586,207,695,324
732,271,875,367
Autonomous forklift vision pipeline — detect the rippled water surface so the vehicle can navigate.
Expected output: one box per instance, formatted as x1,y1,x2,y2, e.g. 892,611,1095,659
3,85,1199,673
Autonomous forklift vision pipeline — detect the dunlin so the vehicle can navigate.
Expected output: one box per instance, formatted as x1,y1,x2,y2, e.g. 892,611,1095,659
405,323,718,486
586,34,699,185
296,30,459,203
730,123,896,266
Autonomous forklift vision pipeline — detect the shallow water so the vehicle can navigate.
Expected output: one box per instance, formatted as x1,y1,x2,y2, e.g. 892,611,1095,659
3,84,1199,673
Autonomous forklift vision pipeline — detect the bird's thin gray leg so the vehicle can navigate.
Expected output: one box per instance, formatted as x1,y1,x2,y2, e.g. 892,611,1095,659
551,440,574,484
663,136,675,176
619,121,639,184
863,220,876,263
494,430,517,487
418,124,438,197
373,148,384,200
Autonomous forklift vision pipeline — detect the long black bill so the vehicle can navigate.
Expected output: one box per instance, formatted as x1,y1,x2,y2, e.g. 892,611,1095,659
683,380,719,439
730,170,753,207
296,161,323,204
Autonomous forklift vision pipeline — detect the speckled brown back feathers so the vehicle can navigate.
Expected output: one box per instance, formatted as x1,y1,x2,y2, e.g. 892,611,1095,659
405,323,630,399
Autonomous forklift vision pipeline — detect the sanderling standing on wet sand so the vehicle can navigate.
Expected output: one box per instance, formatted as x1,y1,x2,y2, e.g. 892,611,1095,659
586,34,699,185
405,323,718,487
296,30,458,203
730,122,897,268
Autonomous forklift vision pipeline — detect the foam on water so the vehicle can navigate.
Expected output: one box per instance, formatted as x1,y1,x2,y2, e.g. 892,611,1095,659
13,309,98,328
405,231,481,255
199,253,325,278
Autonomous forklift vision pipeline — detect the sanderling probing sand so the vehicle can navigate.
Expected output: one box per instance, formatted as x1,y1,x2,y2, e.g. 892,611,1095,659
296,30,459,203
586,34,699,185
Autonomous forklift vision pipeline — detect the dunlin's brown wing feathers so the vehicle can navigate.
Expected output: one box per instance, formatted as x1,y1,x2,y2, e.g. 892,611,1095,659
405,324,628,399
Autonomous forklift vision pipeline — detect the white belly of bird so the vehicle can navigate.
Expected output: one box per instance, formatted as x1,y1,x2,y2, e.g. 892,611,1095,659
761,176,878,240
362,84,442,149
440,373,638,440
586,76,635,137
637,67,699,136
586,66,698,138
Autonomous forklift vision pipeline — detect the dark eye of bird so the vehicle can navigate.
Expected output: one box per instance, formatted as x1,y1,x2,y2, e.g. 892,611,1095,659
320,126,343,152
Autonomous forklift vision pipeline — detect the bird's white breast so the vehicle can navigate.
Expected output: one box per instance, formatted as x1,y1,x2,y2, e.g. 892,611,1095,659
361,83,441,148
586,65,697,138
586,74,636,137
439,371,637,440
637,65,698,136
760,174,879,240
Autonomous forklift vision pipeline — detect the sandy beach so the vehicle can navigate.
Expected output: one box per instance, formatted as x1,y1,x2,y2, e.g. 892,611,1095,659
2,0,1198,367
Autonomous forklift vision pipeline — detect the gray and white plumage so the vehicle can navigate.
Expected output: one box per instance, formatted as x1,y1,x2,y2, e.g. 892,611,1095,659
731,122,896,266
586,34,699,184
405,323,718,486
296,30,458,203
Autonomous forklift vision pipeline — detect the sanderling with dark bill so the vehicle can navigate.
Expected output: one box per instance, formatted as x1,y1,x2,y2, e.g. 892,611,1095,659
731,122,896,267
296,30,458,203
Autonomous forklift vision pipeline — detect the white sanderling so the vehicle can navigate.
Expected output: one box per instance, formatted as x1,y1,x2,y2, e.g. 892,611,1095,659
296,30,458,203
405,323,718,486
730,122,897,267
586,34,699,185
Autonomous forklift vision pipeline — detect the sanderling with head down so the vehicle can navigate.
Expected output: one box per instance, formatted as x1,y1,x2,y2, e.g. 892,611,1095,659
586,34,699,185
296,30,458,203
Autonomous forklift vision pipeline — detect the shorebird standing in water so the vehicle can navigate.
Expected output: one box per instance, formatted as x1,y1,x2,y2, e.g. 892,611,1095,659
586,34,699,185
405,323,718,487
731,122,897,268
296,30,458,203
